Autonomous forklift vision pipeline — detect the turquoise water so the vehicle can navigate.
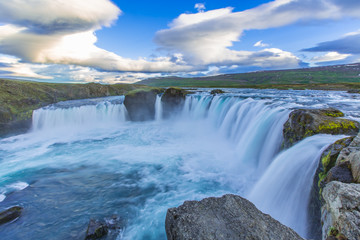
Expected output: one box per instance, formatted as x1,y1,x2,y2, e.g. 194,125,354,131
0,89,359,239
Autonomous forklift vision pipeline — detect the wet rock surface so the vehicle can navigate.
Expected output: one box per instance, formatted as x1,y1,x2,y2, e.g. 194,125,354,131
161,87,187,119
0,206,23,225
124,89,162,121
84,215,122,240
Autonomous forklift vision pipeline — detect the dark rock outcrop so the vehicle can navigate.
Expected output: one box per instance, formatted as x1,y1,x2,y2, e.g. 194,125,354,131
85,219,108,240
283,108,359,148
210,89,225,95
321,162,354,186
165,194,304,240
0,206,23,225
161,87,187,119
84,215,122,240
124,88,163,121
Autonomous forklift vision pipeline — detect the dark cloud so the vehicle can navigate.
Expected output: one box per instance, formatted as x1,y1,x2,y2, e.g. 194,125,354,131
303,33,360,54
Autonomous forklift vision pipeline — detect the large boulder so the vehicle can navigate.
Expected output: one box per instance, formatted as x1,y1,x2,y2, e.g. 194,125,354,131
165,194,304,240
124,88,163,121
321,181,360,240
283,108,359,148
161,87,188,119
0,206,23,225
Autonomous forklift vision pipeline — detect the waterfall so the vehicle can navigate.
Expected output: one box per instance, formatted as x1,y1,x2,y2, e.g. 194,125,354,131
32,97,127,132
16,91,353,240
181,95,289,171
247,134,344,238
155,94,163,121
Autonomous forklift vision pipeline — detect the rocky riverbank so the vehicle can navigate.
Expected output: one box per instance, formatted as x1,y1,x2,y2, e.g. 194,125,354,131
0,79,158,136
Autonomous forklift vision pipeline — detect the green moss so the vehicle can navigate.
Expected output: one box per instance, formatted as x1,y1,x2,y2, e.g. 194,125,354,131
318,120,357,132
322,151,333,172
328,226,339,237
318,172,327,188
324,112,344,117
125,87,163,97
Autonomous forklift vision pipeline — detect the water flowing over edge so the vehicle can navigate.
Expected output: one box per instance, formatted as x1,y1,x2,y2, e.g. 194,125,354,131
1,89,358,239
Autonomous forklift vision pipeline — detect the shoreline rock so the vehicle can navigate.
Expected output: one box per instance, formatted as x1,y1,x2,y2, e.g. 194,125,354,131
165,194,304,240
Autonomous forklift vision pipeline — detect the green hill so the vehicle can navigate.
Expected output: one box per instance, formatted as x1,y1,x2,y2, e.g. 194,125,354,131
137,63,360,90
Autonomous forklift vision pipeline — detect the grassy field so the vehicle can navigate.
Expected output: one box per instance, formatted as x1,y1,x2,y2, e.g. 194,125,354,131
137,63,360,90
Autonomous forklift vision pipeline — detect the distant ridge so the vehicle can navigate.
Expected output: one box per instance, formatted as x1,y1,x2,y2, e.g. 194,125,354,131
137,63,360,88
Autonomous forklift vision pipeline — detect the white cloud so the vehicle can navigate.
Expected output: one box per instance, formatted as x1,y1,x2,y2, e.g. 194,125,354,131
0,55,53,79
155,0,360,68
195,3,206,13
254,40,270,48
311,52,351,62
1,0,360,81
0,0,194,73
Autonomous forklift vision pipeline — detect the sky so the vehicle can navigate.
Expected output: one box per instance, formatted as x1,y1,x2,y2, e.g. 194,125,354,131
0,0,360,84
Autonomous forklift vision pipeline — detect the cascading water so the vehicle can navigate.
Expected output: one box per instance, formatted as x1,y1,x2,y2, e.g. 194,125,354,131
155,94,163,121
247,134,345,237
32,96,127,132
0,89,359,240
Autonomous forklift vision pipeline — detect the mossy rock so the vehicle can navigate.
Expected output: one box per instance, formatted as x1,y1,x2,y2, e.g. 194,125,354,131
161,87,188,119
307,136,354,239
283,108,359,148
210,89,225,95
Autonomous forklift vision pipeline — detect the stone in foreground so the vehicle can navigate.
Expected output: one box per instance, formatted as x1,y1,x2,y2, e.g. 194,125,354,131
322,181,360,240
165,194,304,240
0,206,23,225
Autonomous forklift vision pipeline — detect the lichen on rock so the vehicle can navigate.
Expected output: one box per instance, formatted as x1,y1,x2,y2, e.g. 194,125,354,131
282,108,359,148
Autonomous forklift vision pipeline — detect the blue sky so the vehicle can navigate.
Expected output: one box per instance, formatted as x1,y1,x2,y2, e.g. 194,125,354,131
0,0,360,83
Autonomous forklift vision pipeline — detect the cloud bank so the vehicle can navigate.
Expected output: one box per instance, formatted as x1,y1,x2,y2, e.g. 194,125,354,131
155,0,360,68
1,0,360,82
303,31,360,55
0,0,192,73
